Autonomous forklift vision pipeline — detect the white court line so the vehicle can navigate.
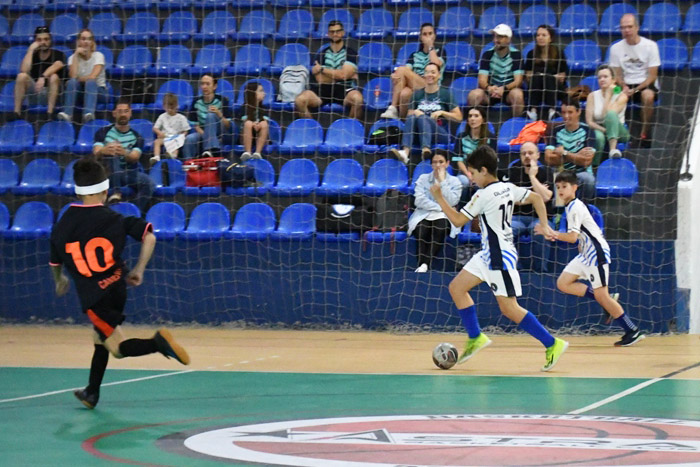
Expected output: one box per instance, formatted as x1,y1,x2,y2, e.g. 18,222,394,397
568,377,664,415
0,369,195,404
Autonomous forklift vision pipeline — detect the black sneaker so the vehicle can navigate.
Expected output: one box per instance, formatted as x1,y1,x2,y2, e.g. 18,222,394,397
154,328,190,365
74,388,99,409
614,330,645,347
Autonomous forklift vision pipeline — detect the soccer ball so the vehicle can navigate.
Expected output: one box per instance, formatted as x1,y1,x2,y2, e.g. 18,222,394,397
432,342,458,370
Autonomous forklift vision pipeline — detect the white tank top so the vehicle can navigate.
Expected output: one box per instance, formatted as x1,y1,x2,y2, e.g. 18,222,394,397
591,89,625,125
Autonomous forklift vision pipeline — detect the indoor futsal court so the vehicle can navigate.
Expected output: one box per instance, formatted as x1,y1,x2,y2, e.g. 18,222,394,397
2,326,700,466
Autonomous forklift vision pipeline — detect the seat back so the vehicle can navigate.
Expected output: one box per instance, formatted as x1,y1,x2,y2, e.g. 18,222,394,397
355,8,393,37
115,45,153,72
365,158,409,188
277,158,320,188
358,42,392,74
10,201,53,235
0,202,9,230
150,158,186,190
50,13,83,42
231,202,276,234
363,76,392,110
437,6,474,37
443,41,476,73
277,203,316,234
596,157,639,196
74,119,110,152
684,3,700,33
10,13,44,38
185,202,230,233
559,4,598,35
152,79,194,111
19,158,61,186
657,38,688,72
272,43,310,69
239,9,275,35
130,119,155,148
0,119,34,145
396,8,434,37
450,76,479,108
316,8,355,36
88,12,121,41
193,43,231,69
153,44,192,73
564,40,601,73
324,118,364,147
160,11,197,36
476,6,516,36
277,9,314,38
518,5,557,35
146,202,186,235
233,44,271,71
110,202,141,218
321,158,364,187
282,119,324,147
35,120,75,150
0,158,19,191
123,12,159,37
598,3,637,35
236,78,274,107
0,46,27,74
200,10,237,35
640,2,680,34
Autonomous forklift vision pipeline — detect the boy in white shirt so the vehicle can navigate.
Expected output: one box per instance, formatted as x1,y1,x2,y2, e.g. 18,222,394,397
150,93,191,166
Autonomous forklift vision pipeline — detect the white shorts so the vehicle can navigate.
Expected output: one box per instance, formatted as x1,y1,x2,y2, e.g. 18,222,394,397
463,252,522,297
563,255,609,289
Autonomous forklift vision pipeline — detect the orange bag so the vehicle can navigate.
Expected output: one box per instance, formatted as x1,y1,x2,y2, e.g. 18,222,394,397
509,120,548,145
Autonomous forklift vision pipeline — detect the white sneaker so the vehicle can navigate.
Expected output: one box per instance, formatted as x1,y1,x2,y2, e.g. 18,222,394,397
201,150,213,158
149,155,160,166
525,108,538,120
83,112,94,123
390,148,409,164
240,151,252,162
57,112,71,122
548,108,558,120
252,152,262,159
609,148,622,158
415,263,428,273
380,105,399,119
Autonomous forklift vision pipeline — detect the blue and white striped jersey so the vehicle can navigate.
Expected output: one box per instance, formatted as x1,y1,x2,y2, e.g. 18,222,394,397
565,198,611,266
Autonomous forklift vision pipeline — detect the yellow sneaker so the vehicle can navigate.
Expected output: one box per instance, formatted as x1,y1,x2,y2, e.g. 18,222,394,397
457,333,492,365
542,338,568,372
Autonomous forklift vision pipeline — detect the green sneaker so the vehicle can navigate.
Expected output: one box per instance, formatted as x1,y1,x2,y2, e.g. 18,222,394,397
542,338,569,372
457,333,492,365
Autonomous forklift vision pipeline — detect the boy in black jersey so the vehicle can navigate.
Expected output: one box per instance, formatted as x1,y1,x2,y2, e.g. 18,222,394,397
49,158,189,409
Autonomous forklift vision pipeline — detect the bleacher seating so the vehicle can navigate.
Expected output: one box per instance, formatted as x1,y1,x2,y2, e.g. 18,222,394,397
598,3,638,36
276,9,314,41
318,118,364,156
517,5,557,37
596,158,639,197
13,158,61,195
640,2,681,35
270,158,320,197
145,201,186,240
360,158,409,196
187,43,231,76
2,201,53,239
437,6,473,40
193,10,236,43
228,44,271,76
180,202,230,240
115,12,159,44
31,120,74,154
149,44,192,78
474,6,516,38
52,158,77,196
49,13,82,44
270,203,316,240
315,158,364,196
110,201,141,218
0,120,34,155
559,4,598,37
150,159,186,196
0,158,18,194
230,202,276,240
314,8,355,39
278,118,323,156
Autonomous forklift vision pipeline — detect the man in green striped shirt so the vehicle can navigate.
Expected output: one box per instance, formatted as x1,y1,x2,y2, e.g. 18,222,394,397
183,73,233,159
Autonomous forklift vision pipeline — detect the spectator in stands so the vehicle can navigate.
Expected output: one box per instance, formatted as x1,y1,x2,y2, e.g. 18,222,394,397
407,149,463,273
183,73,233,159
453,106,496,187
524,24,568,121
381,23,445,120
92,97,154,212
544,98,596,202
58,29,107,124
501,142,555,272
468,24,524,118
13,26,65,120
150,93,191,166
390,62,462,164
295,20,363,120
240,81,269,162
609,13,660,147
585,65,629,167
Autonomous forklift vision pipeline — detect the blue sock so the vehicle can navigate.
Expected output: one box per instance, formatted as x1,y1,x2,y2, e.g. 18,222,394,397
518,312,556,348
458,305,481,338
584,285,596,300
614,313,638,332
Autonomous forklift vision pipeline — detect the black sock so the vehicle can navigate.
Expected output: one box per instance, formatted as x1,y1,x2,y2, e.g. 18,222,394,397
119,338,158,357
87,345,109,394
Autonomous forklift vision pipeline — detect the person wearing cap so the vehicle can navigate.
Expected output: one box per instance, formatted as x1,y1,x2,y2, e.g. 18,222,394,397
13,26,66,119
468,24,524,118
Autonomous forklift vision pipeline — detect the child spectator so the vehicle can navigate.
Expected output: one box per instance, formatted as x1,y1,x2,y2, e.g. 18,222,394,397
150,93,191,166
240,82,269,162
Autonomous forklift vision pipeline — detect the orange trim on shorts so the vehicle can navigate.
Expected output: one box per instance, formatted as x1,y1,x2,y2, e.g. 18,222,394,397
87,309,114,338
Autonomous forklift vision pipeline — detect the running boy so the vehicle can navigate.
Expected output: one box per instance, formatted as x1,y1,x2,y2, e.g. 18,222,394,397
431,145,568,371
49,158,190,409
536,170,644,346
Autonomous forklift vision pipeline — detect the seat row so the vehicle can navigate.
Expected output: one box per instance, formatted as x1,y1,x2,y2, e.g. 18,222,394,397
2,3,699,47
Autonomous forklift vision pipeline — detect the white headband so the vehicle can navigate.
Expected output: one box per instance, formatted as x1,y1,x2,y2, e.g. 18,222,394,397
75,179,109,195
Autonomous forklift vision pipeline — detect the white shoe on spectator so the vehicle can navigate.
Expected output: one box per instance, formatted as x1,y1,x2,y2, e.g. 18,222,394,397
380,105,399,119
240,151,252,161
390,148,409,164
548,108,558,120
415,263,428,273
149,155,160,166
107,192,122,204
83,112,94,123
252,152,262,159
201,150,213,158
57,112,71,122
525,108,538,120
609,148,622,159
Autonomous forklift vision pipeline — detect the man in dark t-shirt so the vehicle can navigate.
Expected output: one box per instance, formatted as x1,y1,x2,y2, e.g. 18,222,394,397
50,158,189,409
13,26,65,118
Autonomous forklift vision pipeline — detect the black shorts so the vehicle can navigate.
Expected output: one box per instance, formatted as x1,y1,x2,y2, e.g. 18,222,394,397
628,83,658,104
85,281,127,341
311,83,356,106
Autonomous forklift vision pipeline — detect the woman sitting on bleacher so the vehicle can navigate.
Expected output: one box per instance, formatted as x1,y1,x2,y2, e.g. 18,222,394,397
452,106,496,188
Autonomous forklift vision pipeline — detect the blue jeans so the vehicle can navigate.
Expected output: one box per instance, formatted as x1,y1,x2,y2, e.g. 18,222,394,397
183,112,224,159
511,216,553,272
104,157,155,213
402,114,450,150
63,79,108,118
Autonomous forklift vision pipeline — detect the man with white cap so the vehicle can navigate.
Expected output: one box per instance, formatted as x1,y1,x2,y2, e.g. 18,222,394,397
468,24,524,118
49,158,190,409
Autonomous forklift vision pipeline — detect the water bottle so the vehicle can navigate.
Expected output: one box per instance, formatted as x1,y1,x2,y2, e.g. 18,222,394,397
613,85,622,94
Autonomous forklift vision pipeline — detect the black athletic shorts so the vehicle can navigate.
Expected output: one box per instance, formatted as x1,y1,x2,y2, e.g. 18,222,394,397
85,281,127,341
628,83,658,104
311,82,356,105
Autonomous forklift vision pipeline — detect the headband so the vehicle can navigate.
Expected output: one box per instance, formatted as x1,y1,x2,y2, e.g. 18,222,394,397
74,179,109,195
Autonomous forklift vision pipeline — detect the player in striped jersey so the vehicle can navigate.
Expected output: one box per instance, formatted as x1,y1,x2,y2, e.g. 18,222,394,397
431,145,568,371
537,170,644,346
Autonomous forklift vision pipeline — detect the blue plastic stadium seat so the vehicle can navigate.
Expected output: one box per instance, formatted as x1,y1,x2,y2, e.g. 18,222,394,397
44,0,84,12
315,158,364,197
31,121,75,154
230,202,276,240
230,0,265,7
348,0,383,6
110,202,141,218
394,43,418,69
517,5,557,37
8,0,45,13
474,6,516,38
0,202,8,231
120,0,157,11
394,8,434,39
314,8,355,39
226,157,276,196
351,8,393,40
0,81,15,111
278,119,323,156
97,46,113,75
691,42,700,72
401,159,433,195
559,203,604,233
115,12,159,44
0,46,26,78
640,2,681,35
0,158,19,194
558,4,597,37
147,79,194,111
51,159,78,196
150,159,186,196
497,117,530,154
270,158,320,197
50,13,83,44
193,10,237,43
88,12,122,43
3,201,53,239
145,202,185,240
595,158,639,197
443,41,477,74
437,6,474,40
72,119,109,154
564,40,601,74
683,4,700,34
269,43,310,76
13,159,61,195
6,13,44,45
111,45,154,78
0,120,34,155
311,0,345,6
228,44,271,76
187,44,230,76
598,3,637,36
363,77,392,112
157,11,197,43
360,158,409,196
148,44,192,78
275,9,314,41
129,119,155,152
319,118,365,156
181,202,231,240
450,76,478,108
458,230,482,244
657,38,688,72
233,9,275,42
270,203,316,240
362,118,405,154
83,0,117,12
357,43,392,74
269,0,308,5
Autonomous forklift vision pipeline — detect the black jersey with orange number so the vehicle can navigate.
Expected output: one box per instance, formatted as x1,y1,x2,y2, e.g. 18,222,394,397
49,203,152,311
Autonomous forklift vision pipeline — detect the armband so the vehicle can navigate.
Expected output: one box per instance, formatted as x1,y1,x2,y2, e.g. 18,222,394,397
545,145,555,151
